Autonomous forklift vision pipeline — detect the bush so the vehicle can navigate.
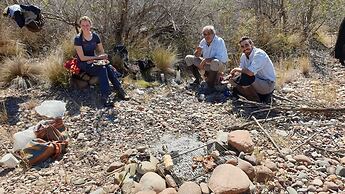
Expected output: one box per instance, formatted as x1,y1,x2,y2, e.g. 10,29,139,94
41,48,70,87
151,46,178,73
0,56,41,89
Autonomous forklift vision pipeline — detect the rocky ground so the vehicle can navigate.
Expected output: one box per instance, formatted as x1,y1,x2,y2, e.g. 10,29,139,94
0,50,344,194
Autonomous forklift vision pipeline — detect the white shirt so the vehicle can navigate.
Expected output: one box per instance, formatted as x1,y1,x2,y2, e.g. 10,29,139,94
198,35,228,64
240,47,276,82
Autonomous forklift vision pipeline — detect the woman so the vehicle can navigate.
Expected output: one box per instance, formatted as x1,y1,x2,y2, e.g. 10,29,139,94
74,16,128,106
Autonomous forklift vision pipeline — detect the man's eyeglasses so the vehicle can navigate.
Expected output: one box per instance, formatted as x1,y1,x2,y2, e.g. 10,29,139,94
203,33,212,36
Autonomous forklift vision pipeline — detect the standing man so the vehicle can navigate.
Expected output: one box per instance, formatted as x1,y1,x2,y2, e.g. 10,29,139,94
227,36,276,102
185,25,228,91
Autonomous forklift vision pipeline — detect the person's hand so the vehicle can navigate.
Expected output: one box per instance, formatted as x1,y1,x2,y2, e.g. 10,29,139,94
98,54,108,60
197,59,206,69
230,67,242,77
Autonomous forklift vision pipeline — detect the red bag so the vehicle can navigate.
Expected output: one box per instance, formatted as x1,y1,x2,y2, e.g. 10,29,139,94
63,58,80,74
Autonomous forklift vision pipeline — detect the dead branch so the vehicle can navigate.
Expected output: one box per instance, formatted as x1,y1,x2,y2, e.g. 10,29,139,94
252,116,283,155
292,132,319,152
308,142,345,157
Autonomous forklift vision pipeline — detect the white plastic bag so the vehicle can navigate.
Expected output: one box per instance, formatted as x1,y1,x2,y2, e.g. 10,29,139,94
13,126,36,151
35,100,66,118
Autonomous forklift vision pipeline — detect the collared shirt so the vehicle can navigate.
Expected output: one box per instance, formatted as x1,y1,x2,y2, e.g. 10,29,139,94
240,47,276,82
198,35,228,64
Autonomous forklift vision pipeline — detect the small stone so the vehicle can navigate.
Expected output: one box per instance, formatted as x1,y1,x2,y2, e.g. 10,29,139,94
297,172,308,180
137,161,157,174
165,175,177,188
226,157,238,165
285,155,296,163
90,188,106,194
84,186,92,193
324,181,338,191
107,161,124,172
159,188,177,194
307,185,317,192
255,165,273,183
73,178,86,185
327,166,336,174
139,172,166,193
340,157,345,165
199,182,209,194
137,190,156,194
281,148,292,155
228,130,254,153
243,155,257,166
316,160,330,167
136,145,147,153
335,165,345,177
77,133,85,140
0,188,5,194
286,186,297,194
297,187,308,193
263,159,278,171
291,180,303,188
311,178,323,186
237,158,255,180
293,155,313,165
178,181,201,194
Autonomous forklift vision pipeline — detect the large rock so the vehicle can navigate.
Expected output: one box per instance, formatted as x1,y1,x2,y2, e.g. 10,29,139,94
178,181,201,194
237,158,255,180
139,172,166,193
208,164,250,194
228,130,254,153
159,188,178,194
255,165,273,183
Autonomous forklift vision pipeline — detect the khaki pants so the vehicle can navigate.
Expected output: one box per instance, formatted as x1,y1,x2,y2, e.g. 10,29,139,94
185,55,226,72
252,77,275,95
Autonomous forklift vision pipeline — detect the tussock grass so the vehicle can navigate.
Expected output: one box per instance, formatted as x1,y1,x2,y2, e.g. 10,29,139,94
298,56,312,76
41,48,70,87
151,46,178,73
315,27,335,48
311,81,337,106
41,31,76,87
0,40,26,58
0,56,41,89
0,101,8,124
275,58,298,89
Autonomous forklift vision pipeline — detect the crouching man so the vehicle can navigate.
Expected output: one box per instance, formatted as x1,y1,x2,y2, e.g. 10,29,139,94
227,37,276,103
185,25,228,92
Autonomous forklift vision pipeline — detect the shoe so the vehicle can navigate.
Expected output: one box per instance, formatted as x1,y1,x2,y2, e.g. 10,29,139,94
101,96,114,107
117,88,130,101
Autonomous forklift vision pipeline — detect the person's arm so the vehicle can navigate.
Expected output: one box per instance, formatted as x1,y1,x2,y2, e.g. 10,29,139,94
194,46,202,58
74,46,106,62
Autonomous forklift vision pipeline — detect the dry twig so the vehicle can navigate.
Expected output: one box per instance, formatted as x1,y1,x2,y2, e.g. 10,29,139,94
252,116,283,155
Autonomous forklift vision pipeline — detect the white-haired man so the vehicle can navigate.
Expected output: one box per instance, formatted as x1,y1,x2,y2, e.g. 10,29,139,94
185,25,228,91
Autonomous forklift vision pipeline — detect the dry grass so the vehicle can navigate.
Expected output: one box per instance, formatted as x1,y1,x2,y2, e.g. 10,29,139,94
0,100,8,124
20,99,39,110
41,48,70,87
0,40,26,58
315,27,335,48
61,31,77,60
311,80,337,106
0,56,41,89
275,58,298,89
298,56,312,76
151,46,178,73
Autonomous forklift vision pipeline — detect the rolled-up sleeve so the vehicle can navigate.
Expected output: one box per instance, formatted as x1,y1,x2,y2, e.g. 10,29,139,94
214,39,228,63
247,53,266,75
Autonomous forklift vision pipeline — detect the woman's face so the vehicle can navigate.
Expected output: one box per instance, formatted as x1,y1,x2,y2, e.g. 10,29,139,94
80,20,91,32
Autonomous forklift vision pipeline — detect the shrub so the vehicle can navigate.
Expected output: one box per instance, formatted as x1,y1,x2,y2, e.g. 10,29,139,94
298,56,312,76
0,56,41,89
41,48,70,87
151,46,178,73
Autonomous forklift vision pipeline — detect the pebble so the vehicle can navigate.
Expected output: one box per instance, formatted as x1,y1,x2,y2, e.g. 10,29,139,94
311,178,323,186
286,186,298,194
335,165,345,177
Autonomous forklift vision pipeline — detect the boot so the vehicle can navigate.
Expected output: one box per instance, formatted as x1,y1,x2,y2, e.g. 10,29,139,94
189,65,202,85
116,87,130,101
206,70,218,88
